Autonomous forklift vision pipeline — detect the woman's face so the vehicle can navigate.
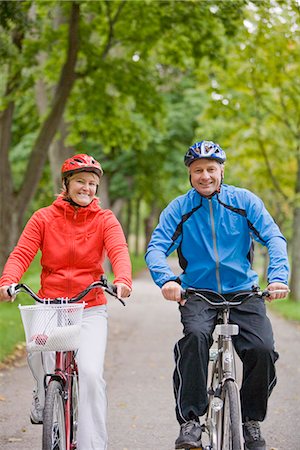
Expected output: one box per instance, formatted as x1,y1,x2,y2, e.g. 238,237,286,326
67,172,99,206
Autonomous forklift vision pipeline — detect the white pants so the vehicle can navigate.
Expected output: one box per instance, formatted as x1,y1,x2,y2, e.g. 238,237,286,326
28,305,108,450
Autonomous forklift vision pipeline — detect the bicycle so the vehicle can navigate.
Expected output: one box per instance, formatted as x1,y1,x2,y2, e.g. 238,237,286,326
181,286,286,450
8,275,124,450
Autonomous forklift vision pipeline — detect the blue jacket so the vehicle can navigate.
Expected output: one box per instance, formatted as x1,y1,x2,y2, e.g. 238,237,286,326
145,185,289,293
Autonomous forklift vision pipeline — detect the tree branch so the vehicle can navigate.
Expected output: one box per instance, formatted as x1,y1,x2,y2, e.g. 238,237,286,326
256,131,289,202
250,70,290,202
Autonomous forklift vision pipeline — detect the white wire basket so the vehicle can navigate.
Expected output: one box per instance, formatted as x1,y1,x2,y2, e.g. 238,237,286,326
19,303,84,352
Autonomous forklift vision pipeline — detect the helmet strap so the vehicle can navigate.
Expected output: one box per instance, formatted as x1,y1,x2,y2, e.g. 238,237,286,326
63,197,90,208
62,177,94,208
189,173,224,197
63,178,69,191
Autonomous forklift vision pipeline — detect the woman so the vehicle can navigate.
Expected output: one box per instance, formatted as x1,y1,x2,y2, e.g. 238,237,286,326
0,154,132,449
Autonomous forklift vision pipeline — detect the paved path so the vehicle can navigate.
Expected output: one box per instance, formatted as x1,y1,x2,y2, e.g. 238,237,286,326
1,264,300,449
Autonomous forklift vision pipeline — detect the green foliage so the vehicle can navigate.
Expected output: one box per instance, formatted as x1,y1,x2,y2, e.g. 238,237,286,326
192,0,299,239
2,0,300,357
130,253,147,276
28,162,54,217
9,132,37,189
62,0,247,216
1,0,247,219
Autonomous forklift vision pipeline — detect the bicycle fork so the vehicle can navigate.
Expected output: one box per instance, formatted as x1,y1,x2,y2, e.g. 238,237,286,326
206,310,244,449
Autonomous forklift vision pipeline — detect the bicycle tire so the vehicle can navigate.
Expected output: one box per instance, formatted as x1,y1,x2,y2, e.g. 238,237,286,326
70,367,79,447
43,380,66,450
221,380,243,450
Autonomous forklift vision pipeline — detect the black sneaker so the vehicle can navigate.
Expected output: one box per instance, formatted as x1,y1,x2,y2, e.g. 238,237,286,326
175,420,202,449
243,420,266,450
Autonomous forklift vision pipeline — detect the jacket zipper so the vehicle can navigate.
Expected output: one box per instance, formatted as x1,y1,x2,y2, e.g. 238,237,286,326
67,210,78,294
208,199,221,292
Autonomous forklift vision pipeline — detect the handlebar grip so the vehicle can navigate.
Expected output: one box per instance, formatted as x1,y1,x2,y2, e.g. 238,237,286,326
7,286,13,297
7,284,18,298
6,283,20,301
262,288,290,297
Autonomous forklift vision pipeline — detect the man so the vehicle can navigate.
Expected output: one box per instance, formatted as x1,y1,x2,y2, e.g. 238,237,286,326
145,140,289,450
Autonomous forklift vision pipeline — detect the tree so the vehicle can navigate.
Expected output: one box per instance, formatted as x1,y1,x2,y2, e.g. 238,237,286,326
193,0,300,299
0,1,80,269
0,0,246,272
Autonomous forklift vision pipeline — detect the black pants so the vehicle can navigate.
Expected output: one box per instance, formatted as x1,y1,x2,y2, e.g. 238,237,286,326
173,295,278,424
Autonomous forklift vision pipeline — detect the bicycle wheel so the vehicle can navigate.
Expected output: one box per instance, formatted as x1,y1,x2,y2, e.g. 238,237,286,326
43,380,66,450
70,368,79,448
221,380,243,450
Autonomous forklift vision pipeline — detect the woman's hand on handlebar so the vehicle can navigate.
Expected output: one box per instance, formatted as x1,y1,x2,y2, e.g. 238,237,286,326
0,285,13,302
266,282,290,302
161,281,186,306
114,283,131,299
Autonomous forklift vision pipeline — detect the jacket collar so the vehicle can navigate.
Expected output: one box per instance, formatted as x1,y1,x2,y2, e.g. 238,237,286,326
53,195,101,214
193,185,224,203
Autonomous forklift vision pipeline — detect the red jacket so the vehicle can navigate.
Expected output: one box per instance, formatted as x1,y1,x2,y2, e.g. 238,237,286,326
0,196,132,307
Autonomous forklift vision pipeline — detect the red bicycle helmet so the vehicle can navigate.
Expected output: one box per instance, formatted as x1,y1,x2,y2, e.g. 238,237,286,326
61,154,103,178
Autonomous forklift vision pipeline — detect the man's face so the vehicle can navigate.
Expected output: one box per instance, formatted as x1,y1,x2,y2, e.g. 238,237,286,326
189,159,224,197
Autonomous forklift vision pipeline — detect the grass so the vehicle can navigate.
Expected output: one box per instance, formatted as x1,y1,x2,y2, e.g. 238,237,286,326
0,257,41,362
0,252,147,364
130,252,147,275
268,297,300,322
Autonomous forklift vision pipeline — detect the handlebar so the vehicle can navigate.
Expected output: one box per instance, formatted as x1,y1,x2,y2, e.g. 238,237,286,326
181,287,289,307
7,275,126,306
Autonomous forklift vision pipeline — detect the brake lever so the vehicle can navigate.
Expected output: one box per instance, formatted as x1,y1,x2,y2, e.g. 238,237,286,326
7,283,20,302
106,286,126,306
100,275,125,306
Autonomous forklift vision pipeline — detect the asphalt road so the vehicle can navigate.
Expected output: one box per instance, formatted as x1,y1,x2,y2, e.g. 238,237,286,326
1,263,300,450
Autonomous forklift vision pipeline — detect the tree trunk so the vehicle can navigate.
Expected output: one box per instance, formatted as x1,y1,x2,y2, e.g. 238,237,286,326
135,197,141,256
0,98,23,269
34,6,74,196
124,198,132,241
0,2,80,273
144,203,160,253
290,205,300,301
35,78,73,195
48,121,73,194
289,161,300,302
18,2,79,217
99,176,110,210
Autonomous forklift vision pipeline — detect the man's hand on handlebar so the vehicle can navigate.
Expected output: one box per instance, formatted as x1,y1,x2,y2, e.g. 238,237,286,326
161,280,290,306
161,281,186,306
266,282,289,302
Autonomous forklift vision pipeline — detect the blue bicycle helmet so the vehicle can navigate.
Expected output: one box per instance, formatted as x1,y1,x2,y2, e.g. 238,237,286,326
184,140,226,166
